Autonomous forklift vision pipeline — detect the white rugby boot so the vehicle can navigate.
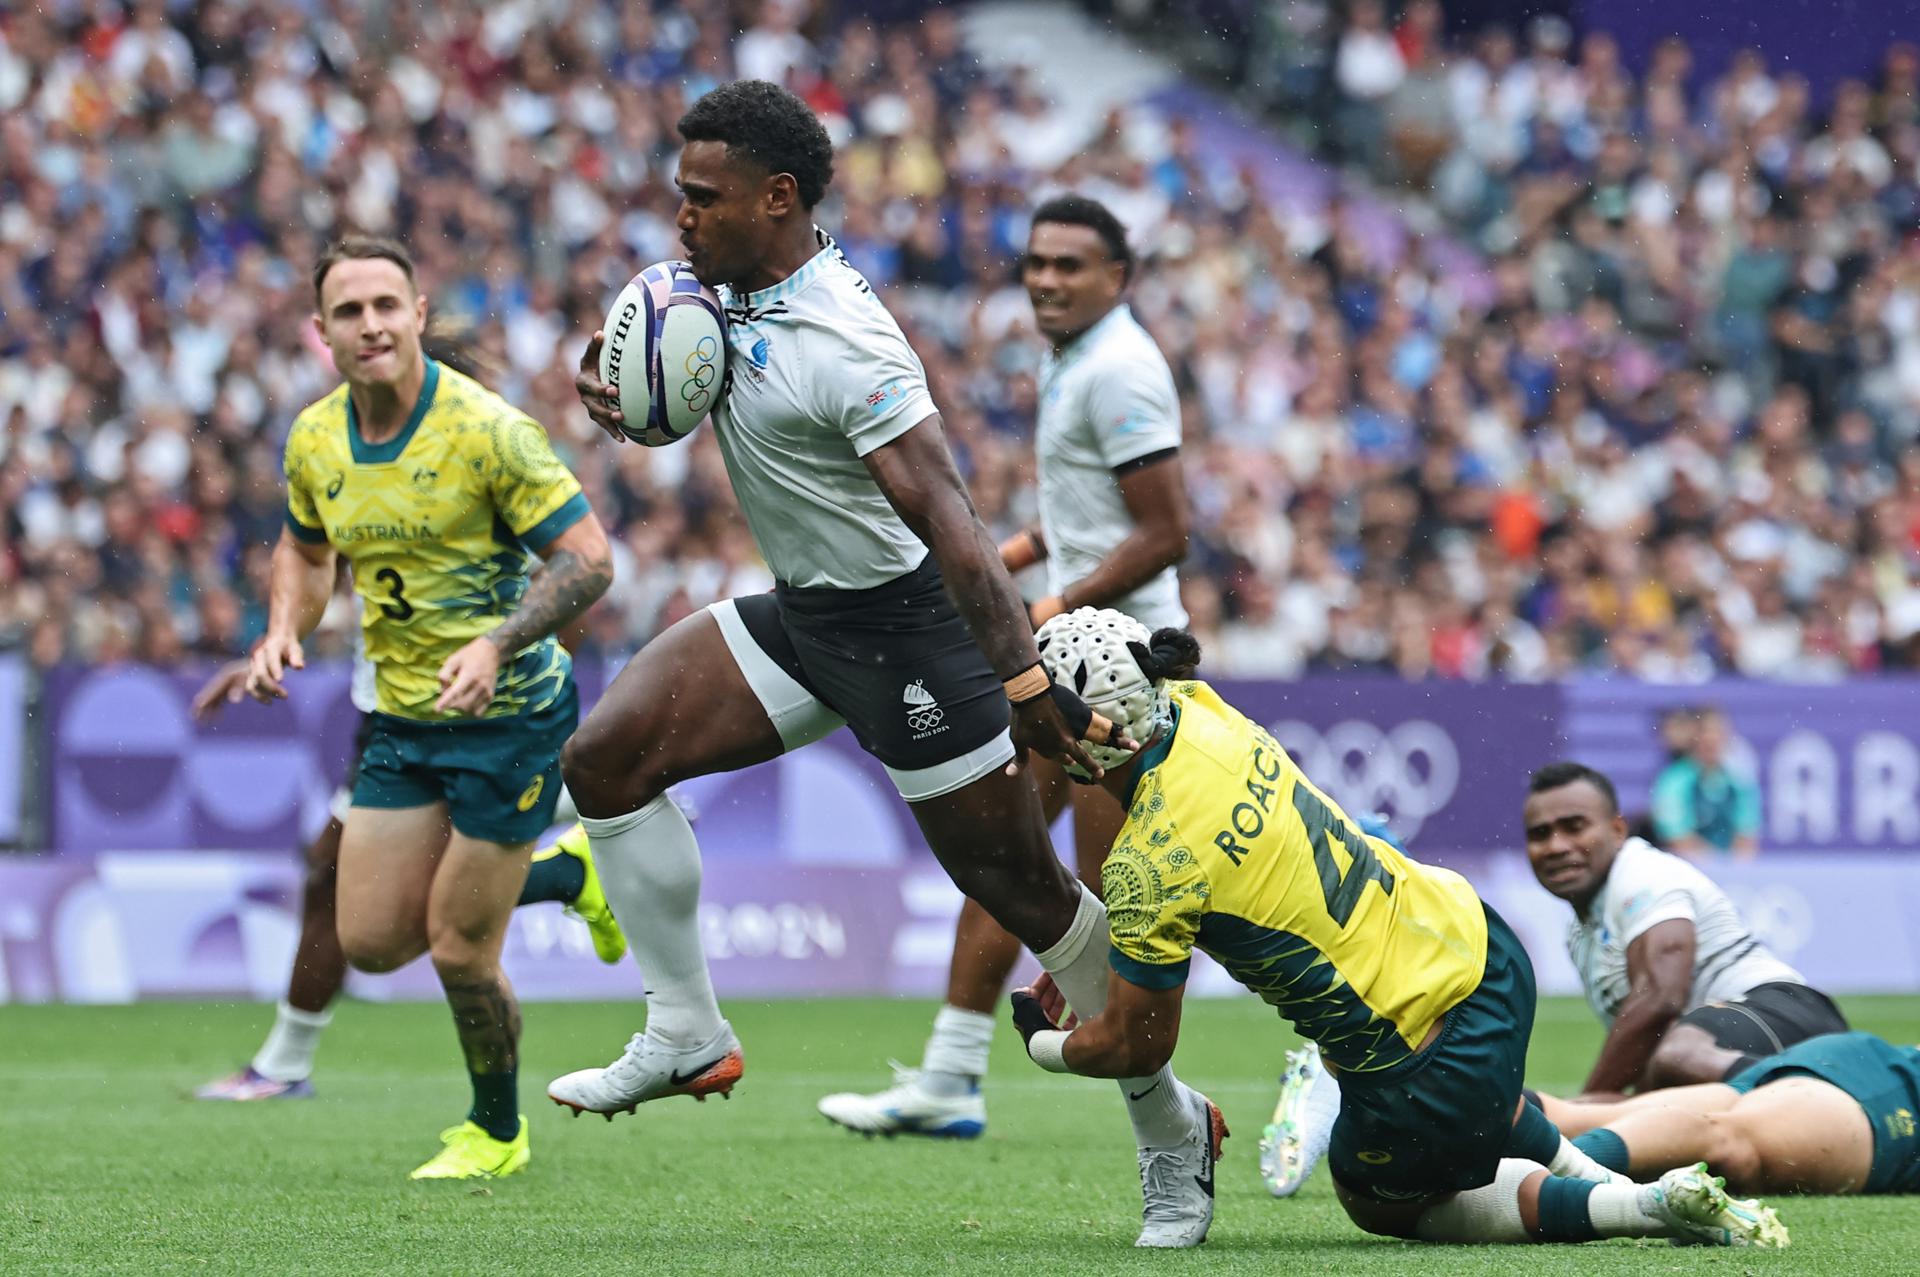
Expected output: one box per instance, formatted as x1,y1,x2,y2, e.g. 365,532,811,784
1259,1042,1340,1198
817,1061,987,1139
1645,1163,1790,1248
1135,1086,1229,1248
548,1022,743,1118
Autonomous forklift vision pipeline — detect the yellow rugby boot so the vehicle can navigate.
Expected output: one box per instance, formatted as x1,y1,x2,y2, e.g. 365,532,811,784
546,824,628,964
409,1117,530,1181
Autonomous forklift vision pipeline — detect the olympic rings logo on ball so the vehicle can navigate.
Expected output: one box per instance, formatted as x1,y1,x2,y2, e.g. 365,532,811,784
680,336,719,413
1264,719,1461,841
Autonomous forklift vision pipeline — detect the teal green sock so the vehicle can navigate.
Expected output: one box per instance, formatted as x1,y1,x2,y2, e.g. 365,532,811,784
519,848,585,906
468,1070,519,1142
1535,1175,1600,1241
1506,1098,1563,1164
1572,1128,1632,1174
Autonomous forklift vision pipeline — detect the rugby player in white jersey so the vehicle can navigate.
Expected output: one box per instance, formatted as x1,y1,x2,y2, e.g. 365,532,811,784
1262,759,1848,1197
818,195,1192,1140
1519,762,1846,1105
550,82,1222,1247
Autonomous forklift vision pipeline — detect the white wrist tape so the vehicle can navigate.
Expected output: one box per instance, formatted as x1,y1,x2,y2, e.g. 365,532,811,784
1027,1029,1072,1074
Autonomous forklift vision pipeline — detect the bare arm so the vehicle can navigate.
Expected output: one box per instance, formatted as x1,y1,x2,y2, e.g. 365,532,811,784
1013,969,1185,1078
435,513,614,716
1042,453,1189,621
246,530,335,702
1582,918,1697,1095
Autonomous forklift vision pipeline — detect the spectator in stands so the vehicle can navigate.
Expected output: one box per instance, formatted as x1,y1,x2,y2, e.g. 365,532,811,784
1650,707,1763,860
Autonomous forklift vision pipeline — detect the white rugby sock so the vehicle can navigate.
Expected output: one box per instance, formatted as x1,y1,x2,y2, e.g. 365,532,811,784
1551,1134,1631,1185
1587,1183,1668,1238
583,796,724,1048
251,1000,332,1083
920,1005,994,1096
1414,1158,1536,1243
1032,884,1196,1147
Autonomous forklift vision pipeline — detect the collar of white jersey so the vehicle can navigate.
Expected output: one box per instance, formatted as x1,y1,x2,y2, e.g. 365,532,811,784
728,227,840,312
1051,302,1134,366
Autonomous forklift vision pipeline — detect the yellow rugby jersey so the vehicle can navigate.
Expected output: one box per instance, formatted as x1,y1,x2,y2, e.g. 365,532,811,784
282,359,587,721
1103,681,1489,1074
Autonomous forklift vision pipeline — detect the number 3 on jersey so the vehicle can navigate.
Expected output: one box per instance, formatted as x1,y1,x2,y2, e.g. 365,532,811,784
375,567,414,621
1292,784,1395,926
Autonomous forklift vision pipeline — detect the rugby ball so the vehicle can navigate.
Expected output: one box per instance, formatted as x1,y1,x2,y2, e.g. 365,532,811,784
598,260,728,447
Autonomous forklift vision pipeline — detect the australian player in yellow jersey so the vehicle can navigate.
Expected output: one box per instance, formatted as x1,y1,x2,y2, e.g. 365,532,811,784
1008,608,1790,1249
246,236,613,1180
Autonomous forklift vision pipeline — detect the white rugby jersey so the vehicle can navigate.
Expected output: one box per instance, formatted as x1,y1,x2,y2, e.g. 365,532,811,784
1568,836,1803,1025
1036,304,1185,630
713,232,937,590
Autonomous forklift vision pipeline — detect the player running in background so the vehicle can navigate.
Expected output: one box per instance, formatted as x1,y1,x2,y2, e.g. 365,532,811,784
819,194,1191,1139
1010,609,1788,1249
192,649,627,1102
246,236,613,1179
551,82,1220,1247
1261,755,1849,1198
1547,1031,1920,1197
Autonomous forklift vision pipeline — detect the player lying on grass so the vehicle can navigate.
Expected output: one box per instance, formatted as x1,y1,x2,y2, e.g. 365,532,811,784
1009,608,1788,1248
1259,755,1847,1199
1540,1031,1920,1197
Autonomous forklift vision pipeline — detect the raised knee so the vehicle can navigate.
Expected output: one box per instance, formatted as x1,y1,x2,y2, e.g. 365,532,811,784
562,728,665,816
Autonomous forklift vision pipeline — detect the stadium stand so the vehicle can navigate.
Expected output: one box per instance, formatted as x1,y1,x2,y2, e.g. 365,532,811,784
2,1,1918,682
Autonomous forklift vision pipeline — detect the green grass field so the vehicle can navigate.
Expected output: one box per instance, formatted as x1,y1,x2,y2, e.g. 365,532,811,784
5,996,1920,1276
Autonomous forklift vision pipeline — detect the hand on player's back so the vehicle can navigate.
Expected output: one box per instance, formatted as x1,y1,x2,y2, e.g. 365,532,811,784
573,330,626,442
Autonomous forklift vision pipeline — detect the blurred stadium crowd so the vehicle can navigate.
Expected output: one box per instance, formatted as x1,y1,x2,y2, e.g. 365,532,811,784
4,0,1920,682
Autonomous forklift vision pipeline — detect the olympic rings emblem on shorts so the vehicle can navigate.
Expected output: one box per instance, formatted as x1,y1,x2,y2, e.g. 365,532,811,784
680,336,719,413
1263,719,1461,841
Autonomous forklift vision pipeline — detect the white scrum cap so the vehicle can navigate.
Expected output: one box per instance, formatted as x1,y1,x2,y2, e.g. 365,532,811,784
1034,607,1174,780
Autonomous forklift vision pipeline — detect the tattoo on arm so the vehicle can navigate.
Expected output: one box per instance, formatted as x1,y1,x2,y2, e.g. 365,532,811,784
443,975,523,1074
486,548,613,657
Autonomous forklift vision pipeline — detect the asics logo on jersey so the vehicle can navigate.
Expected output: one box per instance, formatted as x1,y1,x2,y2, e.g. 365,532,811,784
1264,718,1461,841
749,336,771,369
326,471,345,499
903,680,944,735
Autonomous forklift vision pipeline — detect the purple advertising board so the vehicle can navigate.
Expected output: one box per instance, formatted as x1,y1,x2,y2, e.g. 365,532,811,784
1563,679,1920,853
3,849,1915,1004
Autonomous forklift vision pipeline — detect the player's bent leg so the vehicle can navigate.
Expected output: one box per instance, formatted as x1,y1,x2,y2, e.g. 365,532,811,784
1717,1077,1873,1195
550,604,829,1118
1645,1022,1751,1089
335,804,448,974
197,816,347,1102
412,831,534,1181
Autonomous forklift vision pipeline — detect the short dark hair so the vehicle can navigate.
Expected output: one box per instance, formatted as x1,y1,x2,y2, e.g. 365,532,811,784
678,80,834,208
1528,761,1619,814
313,235,417,307
1030,195,1135,282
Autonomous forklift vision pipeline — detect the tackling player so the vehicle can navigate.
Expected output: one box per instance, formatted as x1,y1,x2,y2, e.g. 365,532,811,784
819,194,1191,1139
1010,608,1788,1249
551,82,1219,1247
247,236,613,1179
1549,1031,1920,1197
